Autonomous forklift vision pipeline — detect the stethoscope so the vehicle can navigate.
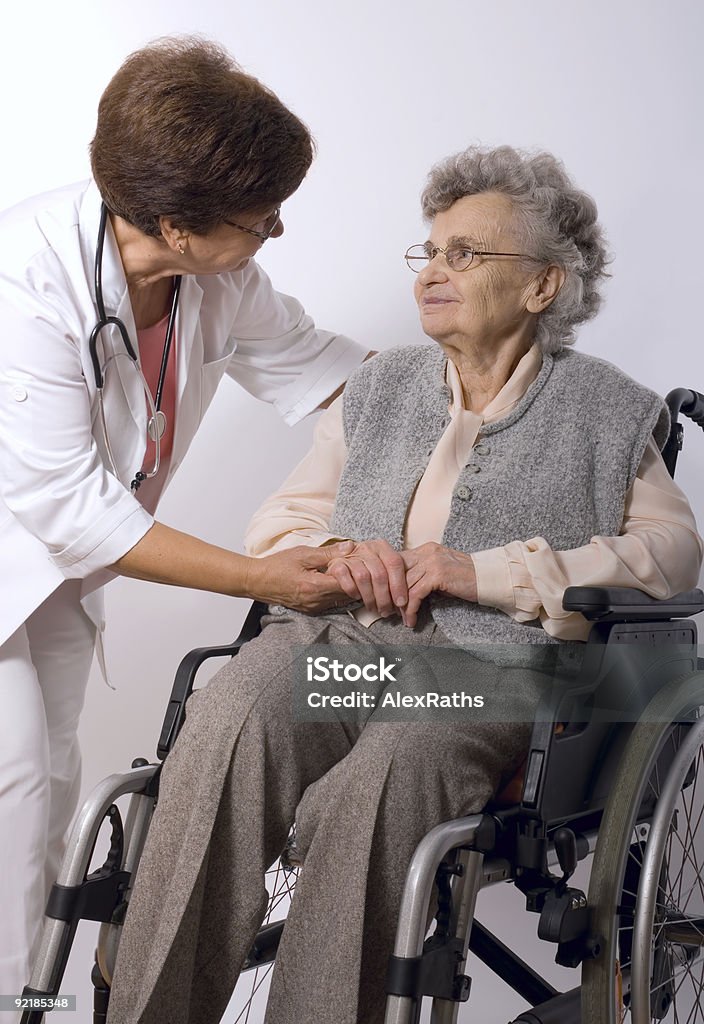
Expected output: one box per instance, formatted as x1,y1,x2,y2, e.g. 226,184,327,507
89,202,182,492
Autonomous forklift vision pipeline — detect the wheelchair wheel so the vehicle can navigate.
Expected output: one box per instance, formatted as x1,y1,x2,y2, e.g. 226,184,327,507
582,671,704,1024
228,855,299,1023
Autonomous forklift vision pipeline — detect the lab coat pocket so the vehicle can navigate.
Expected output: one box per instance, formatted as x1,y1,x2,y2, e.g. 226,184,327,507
199,340,237,422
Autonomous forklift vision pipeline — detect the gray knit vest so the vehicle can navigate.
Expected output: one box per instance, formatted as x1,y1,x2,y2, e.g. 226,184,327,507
330,344,669,669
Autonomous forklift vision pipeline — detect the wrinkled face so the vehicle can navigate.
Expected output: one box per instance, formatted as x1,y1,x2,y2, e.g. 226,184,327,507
413,192,538,350
176,207,284,275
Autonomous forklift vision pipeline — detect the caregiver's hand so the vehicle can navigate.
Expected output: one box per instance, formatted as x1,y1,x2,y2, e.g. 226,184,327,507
326,539,409,618
111,523,356,615
245,542,358,613
401,542,478,628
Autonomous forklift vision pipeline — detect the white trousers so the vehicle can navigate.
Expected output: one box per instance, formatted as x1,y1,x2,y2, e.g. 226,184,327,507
0,580,96,1011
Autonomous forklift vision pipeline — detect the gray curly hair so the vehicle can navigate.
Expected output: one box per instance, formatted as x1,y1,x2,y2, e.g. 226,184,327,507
421,146,610,353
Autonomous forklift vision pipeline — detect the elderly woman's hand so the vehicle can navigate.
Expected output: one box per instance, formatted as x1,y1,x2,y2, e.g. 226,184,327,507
400,543,478,628
326,539,409,618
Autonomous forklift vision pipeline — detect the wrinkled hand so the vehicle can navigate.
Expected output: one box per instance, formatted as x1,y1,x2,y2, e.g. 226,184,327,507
326,539,409,618
245,542,356,613
401,542,478,627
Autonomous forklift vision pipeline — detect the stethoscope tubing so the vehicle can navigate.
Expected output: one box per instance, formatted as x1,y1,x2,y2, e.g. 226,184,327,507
89,202,182,489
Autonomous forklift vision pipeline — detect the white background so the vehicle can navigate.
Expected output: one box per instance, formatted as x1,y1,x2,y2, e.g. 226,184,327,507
2,0,703,1020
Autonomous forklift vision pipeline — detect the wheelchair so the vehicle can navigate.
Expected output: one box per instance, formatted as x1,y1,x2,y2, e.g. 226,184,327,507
20,387,704,1024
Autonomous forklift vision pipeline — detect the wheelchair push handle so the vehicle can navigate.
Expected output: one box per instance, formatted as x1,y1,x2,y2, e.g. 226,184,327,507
666,387,704,428
663,386,704,477
680,388,704,426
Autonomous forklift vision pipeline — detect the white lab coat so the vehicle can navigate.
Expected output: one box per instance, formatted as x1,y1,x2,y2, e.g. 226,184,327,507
0,179,368,645
0,178,369,1006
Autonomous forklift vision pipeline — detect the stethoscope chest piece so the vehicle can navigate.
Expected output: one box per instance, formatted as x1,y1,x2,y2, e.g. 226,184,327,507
148,410,167,441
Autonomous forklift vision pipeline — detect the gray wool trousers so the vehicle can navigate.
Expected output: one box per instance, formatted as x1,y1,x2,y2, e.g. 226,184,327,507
106,605,550,1024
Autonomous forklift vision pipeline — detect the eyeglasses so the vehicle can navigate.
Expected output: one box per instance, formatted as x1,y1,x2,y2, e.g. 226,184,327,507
404,242,537,273
224,206,281,241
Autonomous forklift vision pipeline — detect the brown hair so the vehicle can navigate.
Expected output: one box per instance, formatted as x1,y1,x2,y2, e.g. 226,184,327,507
90,37,314,237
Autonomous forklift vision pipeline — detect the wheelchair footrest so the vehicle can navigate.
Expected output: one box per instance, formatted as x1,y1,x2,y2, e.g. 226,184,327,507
386,937,471,1002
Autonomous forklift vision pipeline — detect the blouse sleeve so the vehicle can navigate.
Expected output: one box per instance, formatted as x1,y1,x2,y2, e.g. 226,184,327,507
471,437,704,640
244,395,349,555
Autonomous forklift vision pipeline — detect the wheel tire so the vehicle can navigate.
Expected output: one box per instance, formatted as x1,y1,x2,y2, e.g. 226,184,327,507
581,671,704,1024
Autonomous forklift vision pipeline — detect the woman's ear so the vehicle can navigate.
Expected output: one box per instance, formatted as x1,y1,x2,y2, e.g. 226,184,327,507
159,216,190,255
525,264,566,313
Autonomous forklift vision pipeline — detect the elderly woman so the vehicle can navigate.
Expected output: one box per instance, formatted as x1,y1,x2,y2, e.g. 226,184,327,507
0,36,368,1003
106,146,702,1024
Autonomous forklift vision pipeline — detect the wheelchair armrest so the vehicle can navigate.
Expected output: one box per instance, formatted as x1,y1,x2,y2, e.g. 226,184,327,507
562,586,704,622
157,600,269,760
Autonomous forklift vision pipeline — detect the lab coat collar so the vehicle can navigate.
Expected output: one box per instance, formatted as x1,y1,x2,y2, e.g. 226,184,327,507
170,274,203,474
78,180,128,316
77,178,203,336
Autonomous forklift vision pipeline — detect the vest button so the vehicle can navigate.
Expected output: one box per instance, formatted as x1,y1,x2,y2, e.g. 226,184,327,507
456,485,472,500
467,464,481,473
474,442,491,455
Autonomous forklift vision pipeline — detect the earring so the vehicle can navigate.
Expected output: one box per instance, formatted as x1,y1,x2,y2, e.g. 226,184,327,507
177,241,186,255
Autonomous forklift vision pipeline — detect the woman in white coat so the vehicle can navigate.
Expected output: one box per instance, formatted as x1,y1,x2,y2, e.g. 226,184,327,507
0,36,370,1002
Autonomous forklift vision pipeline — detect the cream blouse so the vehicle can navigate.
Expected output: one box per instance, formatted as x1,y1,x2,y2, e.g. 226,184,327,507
245,346,703,640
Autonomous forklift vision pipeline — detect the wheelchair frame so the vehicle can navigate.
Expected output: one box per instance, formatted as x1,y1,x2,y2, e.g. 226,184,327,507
20,387,704,1024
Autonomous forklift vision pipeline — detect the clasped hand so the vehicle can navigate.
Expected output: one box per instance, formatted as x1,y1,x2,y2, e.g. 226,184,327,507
326,539,477,628
249,539,476,624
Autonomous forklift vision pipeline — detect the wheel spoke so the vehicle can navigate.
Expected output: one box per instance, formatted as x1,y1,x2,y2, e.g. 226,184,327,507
233,960,275,1024
677,770,704,905
679,962,704,1024
667,822,704,905
231,853,300,1023
267,889,294,917
659,915,704,947
627,846,645,872
658,864,704,921
650,955,700,1000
